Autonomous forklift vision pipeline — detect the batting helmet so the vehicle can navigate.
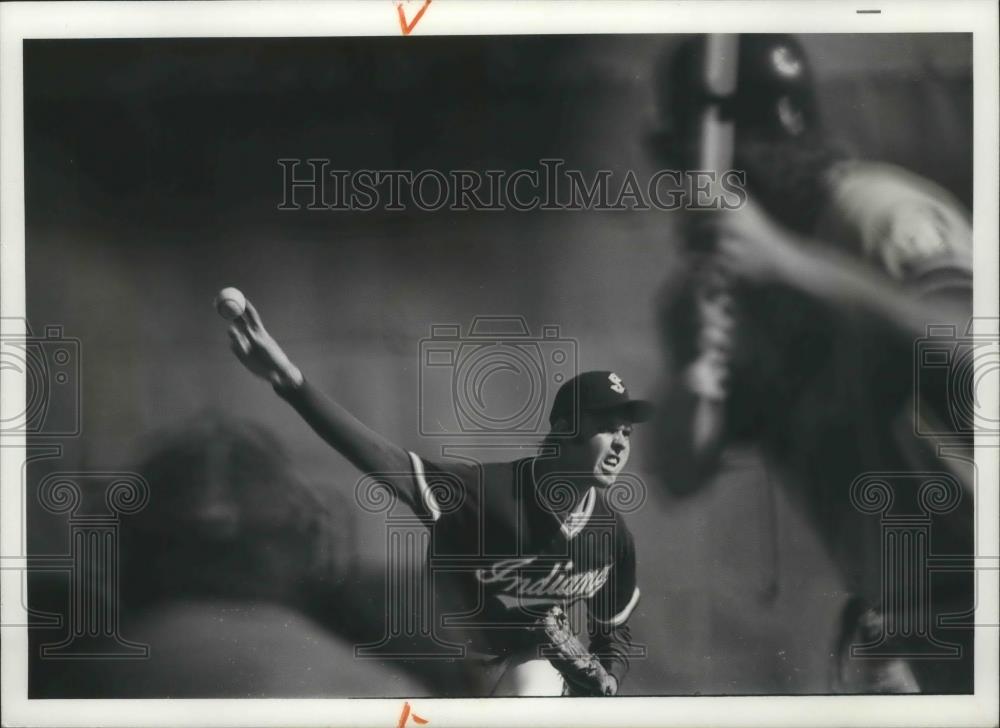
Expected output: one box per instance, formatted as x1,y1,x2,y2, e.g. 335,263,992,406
650,34,821,164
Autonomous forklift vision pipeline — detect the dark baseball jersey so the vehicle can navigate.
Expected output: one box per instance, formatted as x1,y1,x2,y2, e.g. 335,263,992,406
406,452,640,672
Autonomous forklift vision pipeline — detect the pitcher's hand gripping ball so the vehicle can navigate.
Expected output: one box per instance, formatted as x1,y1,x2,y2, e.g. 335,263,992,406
215,287,247,321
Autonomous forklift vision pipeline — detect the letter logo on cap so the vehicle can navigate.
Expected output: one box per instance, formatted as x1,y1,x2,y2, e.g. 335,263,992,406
608,373,625,394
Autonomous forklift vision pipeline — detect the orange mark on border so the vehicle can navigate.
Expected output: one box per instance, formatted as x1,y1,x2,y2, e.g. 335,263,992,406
397,701,429,728
395,0,432,36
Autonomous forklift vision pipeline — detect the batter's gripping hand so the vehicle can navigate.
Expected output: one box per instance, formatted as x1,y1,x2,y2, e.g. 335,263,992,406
542,605,618,697
226,299,303,390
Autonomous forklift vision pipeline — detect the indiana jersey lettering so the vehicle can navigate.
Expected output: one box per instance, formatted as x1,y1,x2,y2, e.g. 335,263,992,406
477,558,614,608
406,453,640,657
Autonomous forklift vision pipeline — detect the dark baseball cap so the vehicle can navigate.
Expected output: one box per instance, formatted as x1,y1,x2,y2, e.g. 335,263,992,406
548,370,654,431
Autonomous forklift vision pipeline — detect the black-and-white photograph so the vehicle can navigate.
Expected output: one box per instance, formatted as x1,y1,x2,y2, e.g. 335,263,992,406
1,2,998,726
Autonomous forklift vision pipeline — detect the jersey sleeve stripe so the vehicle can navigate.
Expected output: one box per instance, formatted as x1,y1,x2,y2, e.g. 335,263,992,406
592,586,641,627
408,451,442,522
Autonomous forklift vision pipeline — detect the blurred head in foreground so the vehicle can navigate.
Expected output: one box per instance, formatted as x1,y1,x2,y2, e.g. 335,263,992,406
122,415,345,608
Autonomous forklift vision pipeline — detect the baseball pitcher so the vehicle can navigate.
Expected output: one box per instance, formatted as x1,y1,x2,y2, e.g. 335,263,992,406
222,301,651,696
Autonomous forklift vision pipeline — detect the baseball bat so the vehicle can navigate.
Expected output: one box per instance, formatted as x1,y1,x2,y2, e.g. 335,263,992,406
690,34,740,452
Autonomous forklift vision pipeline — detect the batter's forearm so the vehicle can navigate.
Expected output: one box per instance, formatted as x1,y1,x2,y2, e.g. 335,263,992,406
790,243,970,344
275,379,412,479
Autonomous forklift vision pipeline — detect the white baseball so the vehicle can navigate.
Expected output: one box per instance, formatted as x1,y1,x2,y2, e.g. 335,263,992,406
214,287,247,321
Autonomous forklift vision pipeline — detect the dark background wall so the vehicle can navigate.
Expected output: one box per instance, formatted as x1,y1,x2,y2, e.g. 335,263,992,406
24,33,972,695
